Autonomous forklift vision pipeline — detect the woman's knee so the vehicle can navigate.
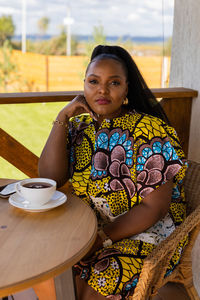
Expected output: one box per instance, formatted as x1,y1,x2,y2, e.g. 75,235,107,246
75,276,106,300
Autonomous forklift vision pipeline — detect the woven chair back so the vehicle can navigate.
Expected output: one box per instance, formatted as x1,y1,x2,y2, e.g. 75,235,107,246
184,160,200,215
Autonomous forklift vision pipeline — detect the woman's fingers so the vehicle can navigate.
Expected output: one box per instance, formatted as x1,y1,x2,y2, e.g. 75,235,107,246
90,111,98,121
58,95,97,120
73,95,97,120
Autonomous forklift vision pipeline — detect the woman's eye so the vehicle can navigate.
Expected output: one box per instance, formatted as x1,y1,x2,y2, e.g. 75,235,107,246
89,79,98,84
111,81,120,86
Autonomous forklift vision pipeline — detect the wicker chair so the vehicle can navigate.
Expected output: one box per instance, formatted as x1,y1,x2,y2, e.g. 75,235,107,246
132,160,200,300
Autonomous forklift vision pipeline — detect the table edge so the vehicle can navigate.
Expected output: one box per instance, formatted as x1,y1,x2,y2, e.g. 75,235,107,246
0,217,97,297
0,180,98,297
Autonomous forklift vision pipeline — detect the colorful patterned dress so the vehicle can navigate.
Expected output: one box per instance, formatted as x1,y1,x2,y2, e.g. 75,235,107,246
68,111,188,299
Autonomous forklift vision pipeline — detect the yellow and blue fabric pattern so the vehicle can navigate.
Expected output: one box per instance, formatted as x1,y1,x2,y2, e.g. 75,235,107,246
69,111,188,299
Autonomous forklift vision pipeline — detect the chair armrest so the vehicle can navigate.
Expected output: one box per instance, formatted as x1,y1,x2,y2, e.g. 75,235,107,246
132,204,200,300
144,203,200,266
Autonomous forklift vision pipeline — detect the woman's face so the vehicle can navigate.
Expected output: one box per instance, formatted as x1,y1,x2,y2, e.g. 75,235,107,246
84,58,128,120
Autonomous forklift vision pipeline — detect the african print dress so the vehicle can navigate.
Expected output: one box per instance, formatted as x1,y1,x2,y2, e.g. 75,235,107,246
68,111,188,299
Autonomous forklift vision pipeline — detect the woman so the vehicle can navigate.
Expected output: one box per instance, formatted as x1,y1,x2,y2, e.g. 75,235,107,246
38,45,188,300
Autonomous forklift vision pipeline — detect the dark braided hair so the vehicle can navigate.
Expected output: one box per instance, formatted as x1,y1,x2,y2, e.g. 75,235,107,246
89,45,169,123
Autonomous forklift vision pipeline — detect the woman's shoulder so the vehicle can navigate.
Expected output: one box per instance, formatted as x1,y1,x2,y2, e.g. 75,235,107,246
112,110,170,137
127,111,183,149
69,113,92,127
135,111,165,124
134,111,174,134
124,110,165,123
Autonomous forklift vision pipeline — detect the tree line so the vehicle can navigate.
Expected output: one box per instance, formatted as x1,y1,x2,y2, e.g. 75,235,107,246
0,15,172,56
0,14,172,92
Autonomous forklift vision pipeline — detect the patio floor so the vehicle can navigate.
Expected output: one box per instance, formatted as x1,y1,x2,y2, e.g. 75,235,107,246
0,282,191,299
153,282,190,300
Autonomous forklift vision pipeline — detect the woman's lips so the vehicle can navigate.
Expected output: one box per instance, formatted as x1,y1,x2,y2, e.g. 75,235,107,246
96,98,111,105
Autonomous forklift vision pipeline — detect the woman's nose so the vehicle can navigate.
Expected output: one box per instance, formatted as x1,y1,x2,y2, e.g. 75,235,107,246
98,83,109,94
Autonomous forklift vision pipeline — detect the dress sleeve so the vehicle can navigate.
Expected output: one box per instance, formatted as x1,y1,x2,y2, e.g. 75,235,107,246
67,114,92,180
135,117,188,199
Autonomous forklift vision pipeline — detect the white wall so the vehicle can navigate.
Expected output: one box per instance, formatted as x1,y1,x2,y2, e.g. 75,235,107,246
170,0,200,163
170,0,200,296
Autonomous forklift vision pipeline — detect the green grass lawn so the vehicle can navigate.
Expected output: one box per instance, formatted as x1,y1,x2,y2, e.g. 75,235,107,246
1,102,68,179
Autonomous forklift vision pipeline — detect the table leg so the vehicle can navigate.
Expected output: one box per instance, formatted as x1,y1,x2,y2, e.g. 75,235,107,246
54,268,77,300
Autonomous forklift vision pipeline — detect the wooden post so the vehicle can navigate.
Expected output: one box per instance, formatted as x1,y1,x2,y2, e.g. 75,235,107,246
46,56,49,92
160,97,192,157
0,128,39,178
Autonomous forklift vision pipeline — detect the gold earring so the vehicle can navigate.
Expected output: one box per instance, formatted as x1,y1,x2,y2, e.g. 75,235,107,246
123,97,128,105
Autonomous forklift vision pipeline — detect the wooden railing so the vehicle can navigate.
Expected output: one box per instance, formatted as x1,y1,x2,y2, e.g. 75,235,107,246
0,87,198,178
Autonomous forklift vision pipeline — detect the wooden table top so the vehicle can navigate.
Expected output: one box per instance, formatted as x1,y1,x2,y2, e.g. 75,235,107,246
0,179,97,297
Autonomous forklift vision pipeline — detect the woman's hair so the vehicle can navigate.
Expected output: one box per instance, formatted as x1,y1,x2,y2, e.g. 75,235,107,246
89,45,169,123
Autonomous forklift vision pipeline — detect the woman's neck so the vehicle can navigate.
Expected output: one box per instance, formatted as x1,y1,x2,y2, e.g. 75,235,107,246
94,106,129,129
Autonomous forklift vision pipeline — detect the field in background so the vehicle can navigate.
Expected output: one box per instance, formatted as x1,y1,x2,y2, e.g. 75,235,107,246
2,50,170,93
1,101,67,179
1,50,170,179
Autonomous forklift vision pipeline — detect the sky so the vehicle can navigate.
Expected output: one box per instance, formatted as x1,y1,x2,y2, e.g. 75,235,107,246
0,0,174,38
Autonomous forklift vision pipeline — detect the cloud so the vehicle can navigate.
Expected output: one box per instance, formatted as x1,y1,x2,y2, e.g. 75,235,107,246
0,6,15,14
110,6,120,12
0,0,174,37
127,13,140,21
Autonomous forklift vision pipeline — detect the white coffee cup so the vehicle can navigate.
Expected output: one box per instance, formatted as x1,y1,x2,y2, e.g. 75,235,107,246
15,178,57,207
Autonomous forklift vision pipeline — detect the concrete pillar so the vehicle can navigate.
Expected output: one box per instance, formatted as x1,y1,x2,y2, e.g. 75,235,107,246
170,0,200,296
170,0,200,163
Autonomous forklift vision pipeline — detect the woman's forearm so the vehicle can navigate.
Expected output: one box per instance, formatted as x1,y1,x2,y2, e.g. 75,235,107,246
38,121,69,187
38,95,95,186
103,202,163,242
83,199,166,260
103,180,173,243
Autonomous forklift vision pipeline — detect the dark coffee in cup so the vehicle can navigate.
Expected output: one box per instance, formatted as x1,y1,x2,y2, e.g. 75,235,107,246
23,182,52,189
16,178,57,207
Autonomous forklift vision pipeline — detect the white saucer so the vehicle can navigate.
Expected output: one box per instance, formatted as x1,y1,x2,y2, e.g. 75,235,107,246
9,191,67,212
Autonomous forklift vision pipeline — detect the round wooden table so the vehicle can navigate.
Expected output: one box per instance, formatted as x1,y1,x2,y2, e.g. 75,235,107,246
0,180,97,297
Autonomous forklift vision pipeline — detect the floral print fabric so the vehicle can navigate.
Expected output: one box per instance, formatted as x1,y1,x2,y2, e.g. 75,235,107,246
69,111,188,299
91,128,135,199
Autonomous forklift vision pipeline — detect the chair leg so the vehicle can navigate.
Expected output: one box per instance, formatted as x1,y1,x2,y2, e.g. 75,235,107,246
54,268,77,300
178,264,200,299
183,284,200,300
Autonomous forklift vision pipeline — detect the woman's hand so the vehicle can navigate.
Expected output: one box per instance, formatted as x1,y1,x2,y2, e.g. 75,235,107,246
57,95,98,121
38,94,97,187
